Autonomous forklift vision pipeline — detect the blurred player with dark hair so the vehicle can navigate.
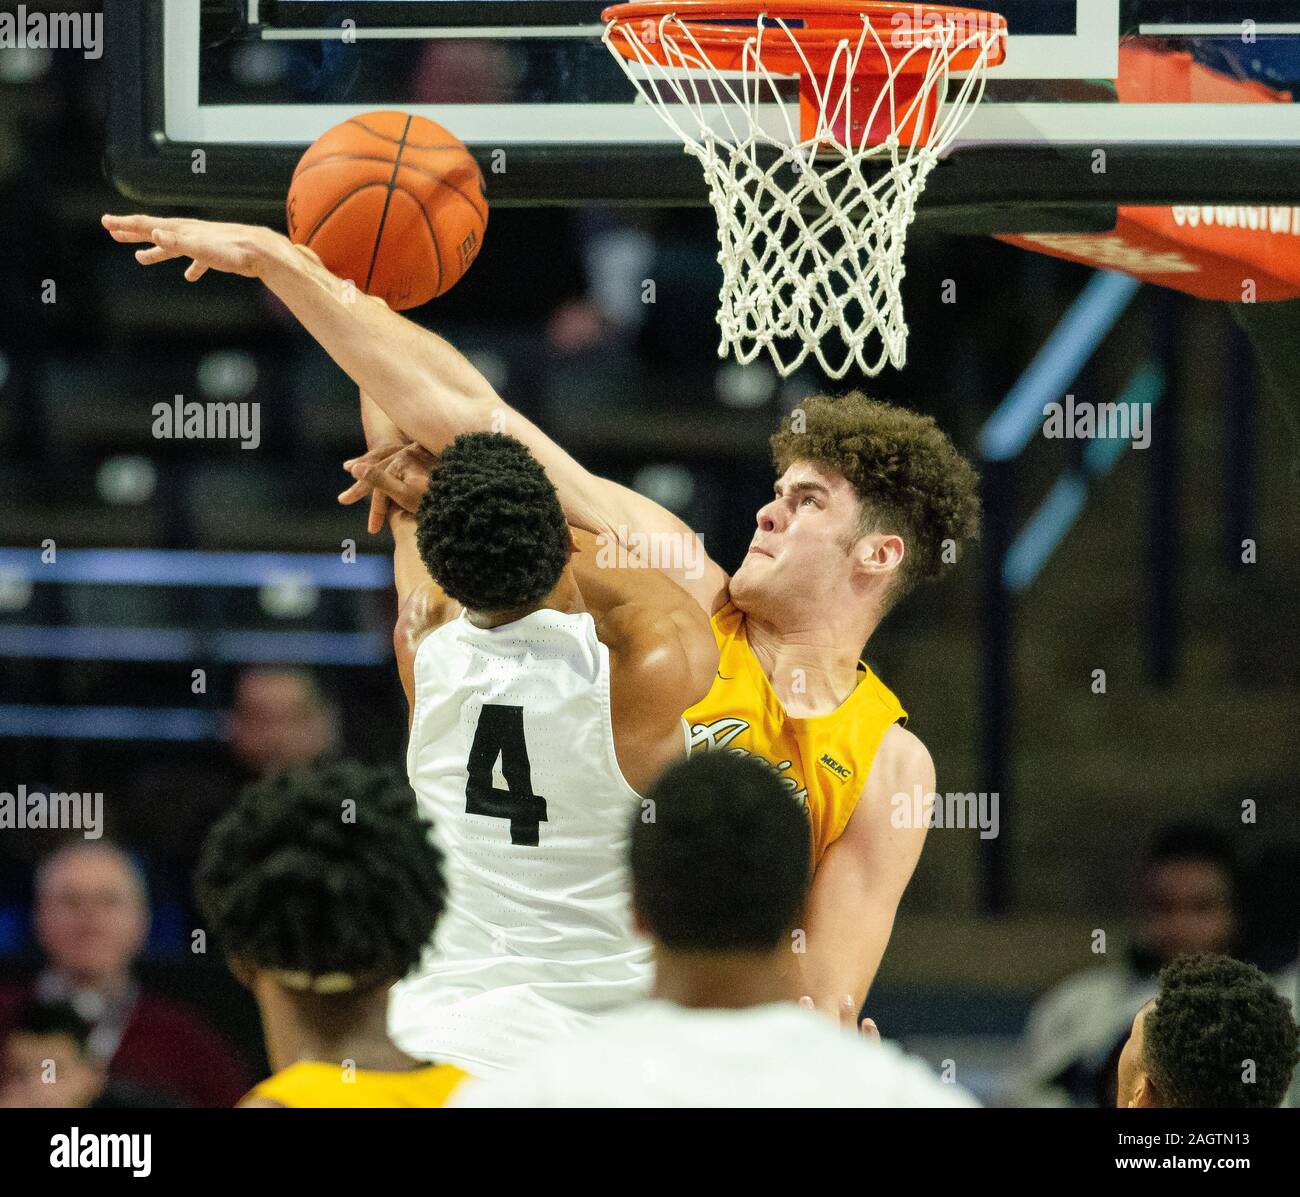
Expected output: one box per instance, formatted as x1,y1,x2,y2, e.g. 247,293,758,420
456,752,978,1107
195,761,466,1107
1117,954,1299,1109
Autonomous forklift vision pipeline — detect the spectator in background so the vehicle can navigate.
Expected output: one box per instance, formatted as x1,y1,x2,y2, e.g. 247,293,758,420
227,666,340,780
0,1000,176,1109
126,666,342,909
0,842,249,1107
1116,955,1299,1109
1017,823,1296,1107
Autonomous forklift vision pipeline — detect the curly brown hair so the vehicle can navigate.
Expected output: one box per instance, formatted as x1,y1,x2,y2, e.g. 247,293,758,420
769,392,981,603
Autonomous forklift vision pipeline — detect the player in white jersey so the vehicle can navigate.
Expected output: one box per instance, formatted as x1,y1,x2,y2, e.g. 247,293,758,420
454,751,978,1108
355,394,717,1075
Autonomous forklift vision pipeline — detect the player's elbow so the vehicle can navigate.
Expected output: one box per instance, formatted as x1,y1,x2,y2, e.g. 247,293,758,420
675,614,720,709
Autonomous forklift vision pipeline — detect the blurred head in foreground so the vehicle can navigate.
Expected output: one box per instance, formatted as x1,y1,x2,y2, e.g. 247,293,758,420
196,761,445,1066
630,751,810,1000
1116,954,1299,1109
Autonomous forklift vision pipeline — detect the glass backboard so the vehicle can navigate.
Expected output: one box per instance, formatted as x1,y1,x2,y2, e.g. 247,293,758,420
108,1,1300,226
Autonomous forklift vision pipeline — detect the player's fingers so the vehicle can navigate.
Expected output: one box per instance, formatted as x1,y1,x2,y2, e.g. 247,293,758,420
184,261,210,283
859,1018,881,1042
342,444,397,472
150,226,189,254
798,995,815,1011
367,488,390,536
354,461,415,508
133,246,182,266
838,994,857,1027
102,213,168,243
337,476,372,505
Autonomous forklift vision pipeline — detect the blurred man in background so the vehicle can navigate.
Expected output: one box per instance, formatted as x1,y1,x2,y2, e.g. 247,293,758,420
0,842,249,1107
126,666,342,917
1018,823,1286,1107
1116,954,1299,1109
226,666,340,780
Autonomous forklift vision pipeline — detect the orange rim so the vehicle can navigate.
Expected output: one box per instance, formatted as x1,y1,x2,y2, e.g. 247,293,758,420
601,1,1008,75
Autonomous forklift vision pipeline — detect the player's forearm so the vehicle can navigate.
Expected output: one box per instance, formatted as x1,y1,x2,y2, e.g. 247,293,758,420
360,389,407,452
258,234,495,450
799,920,891,1014
256,231,709,570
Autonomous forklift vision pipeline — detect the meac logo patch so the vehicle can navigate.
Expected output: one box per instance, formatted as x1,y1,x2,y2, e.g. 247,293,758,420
818,752,852,782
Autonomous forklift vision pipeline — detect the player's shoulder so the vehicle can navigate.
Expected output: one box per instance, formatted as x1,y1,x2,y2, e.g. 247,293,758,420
869,723,935,791
397,579,461,656
752,1006,980,1107
597,599,718,696
869,1047,982,1108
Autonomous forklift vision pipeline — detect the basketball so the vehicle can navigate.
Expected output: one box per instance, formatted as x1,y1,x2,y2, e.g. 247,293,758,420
286,111,488,310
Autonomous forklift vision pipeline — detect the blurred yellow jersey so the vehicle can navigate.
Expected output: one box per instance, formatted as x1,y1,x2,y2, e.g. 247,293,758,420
245,1061,468,1108
683,600,906,864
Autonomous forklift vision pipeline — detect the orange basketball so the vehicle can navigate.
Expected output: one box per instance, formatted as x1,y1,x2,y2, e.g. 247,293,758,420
286,111,488,310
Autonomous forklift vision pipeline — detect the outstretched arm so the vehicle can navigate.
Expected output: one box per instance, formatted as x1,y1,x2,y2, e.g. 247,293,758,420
797,724,934,1018
355,391,456,720
103,214,730,612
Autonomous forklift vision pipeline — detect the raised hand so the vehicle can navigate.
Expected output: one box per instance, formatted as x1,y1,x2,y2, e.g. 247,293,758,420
339,442,437,534
101,213,296,283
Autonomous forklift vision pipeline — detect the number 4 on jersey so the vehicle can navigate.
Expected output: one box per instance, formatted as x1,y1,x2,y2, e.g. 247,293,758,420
465,703,548,846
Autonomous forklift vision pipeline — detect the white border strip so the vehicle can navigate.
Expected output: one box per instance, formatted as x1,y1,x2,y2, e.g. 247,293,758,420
1005,0,1117,80
168,99,1300,146
1139,23,1300,35
260,25,606,40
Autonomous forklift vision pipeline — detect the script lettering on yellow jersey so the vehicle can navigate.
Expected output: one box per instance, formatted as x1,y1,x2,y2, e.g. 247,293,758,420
687,717,810,809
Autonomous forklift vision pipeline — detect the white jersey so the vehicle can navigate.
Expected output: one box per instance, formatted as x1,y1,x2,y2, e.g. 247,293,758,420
390,607,664,1075
452,1000,983,1108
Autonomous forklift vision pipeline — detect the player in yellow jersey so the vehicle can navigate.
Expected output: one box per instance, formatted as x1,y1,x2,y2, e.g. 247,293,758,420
195,760,467,1107
106,214,981,1021
338,394,979,1021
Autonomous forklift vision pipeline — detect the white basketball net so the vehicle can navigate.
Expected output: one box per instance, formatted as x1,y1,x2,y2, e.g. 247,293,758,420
602,11,1002,378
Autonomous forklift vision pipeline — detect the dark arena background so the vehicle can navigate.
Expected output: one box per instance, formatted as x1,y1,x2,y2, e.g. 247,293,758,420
0,0,1298,1169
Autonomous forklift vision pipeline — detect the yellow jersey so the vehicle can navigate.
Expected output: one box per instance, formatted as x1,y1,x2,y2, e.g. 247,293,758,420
244,1061,468,1108
683,600,906,864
